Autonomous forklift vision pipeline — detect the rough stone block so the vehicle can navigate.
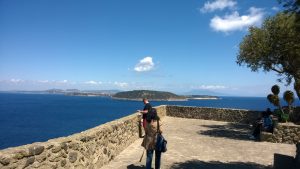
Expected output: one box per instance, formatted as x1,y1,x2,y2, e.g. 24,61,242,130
68,142,80,151
0,156,10,166
60,142,68,152
24,156,35,168
50,163,58,169
103,148,108,155
61,159,67,167
69,152,78,163
28,145,44,156
51,145,61,153
283,136,292,142
46,144,54,150
49,152,64,162
36,153,47,163
13,150,30,160
80,136,93,142
260,132,274,142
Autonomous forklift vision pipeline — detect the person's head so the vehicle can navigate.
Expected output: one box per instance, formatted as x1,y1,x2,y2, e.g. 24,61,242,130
266,108,272,116
143,98,149,104
146,109,160,123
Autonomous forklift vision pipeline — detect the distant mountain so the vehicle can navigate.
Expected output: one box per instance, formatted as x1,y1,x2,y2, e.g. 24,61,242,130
82,90,121,94
65,89,80,92
0,89,121,96
113,90,187,101
63,89,121,96
185,95,220,100
3,89,121,96
45,89,65,94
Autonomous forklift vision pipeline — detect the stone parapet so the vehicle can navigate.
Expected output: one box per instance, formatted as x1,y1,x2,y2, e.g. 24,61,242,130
0,105,166,169
166,105,259,124
261,122,300,144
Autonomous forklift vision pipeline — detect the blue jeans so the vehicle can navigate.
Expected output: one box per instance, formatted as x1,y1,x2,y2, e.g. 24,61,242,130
146,150,161,169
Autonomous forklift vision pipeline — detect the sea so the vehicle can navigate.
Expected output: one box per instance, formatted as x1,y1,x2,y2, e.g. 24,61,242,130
0,93,299,150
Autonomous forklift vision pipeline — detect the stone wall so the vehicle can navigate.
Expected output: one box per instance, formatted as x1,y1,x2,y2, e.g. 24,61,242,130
166,105,259,124
261,122,300,144
0,105,166,169
165,105,300,144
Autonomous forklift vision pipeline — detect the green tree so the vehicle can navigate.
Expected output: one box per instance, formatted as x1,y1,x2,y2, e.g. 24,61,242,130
237,12,300,100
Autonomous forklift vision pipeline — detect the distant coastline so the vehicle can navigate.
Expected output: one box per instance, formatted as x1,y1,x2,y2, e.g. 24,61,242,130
185,95,220,100
0,90,220,100
111,97,188,101
187,97,220,100
0,89,118,97
112,90,220,101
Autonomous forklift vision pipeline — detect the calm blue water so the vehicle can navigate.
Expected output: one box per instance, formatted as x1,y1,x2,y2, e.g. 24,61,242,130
0,93,299,149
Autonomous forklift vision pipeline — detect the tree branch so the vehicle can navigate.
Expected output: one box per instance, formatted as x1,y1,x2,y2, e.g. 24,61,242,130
271,67,285,74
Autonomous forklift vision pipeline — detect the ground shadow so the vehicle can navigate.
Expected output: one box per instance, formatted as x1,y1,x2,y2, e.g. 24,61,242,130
198,123,252,141
170,160,271,169
127,164,146,169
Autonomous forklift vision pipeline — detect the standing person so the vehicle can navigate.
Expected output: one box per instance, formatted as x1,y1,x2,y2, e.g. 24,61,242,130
141,110,162,169
138,98,152,128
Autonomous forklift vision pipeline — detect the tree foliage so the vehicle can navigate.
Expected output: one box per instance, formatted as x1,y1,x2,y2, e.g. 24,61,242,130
237,11,300,100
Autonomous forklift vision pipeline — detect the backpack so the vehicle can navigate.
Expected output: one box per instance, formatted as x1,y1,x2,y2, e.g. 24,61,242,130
155,120,167,152
156,133,167,152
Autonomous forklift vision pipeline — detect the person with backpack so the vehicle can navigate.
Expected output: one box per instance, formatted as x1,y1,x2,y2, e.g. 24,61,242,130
141,107,163,169
138,98,152,128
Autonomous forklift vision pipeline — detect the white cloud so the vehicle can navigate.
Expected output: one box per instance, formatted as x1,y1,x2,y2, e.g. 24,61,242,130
114,82,128,88
10,79,24,83
201,0,237,13
58,80,68,84
134,56,154,72
38,80,49,83
210,7,265,33
194,85,227,90
84,80,102,85
35,80,74,85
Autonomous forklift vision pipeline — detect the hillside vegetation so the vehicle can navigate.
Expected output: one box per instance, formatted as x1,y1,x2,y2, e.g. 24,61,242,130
113,90,186,101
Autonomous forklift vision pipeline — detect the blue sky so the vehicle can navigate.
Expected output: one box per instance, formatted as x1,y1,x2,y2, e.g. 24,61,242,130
0,0,295,96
